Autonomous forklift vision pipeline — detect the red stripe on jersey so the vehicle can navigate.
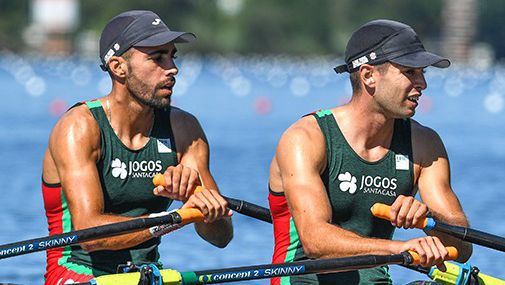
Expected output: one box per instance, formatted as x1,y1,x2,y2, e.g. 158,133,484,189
42,182,65,280
269,192,292,285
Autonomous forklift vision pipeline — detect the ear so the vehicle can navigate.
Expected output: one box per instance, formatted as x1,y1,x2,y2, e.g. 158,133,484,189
359,64,376,89
107,56,128,78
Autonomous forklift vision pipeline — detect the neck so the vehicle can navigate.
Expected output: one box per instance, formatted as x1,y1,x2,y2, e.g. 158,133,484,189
337,93,395,150
105,90,155,147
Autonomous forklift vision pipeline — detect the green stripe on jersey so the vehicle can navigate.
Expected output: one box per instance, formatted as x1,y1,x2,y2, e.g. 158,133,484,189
316,109,332,118
58,189,93,275
281,218,301,285
85,100,102,109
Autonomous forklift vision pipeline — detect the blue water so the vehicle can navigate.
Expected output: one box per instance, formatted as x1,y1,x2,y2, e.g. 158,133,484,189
0,53,504,284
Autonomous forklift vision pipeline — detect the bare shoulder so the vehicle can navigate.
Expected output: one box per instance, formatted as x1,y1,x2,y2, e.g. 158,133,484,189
276,115,326,169
279,115,324,147
49,104,101,156
411,119,445,147
43,103,101,182
269,114,328,193
170,106,196,120
170,107,202,133
169,107,207,157
410,119,448,166
53,104,99,135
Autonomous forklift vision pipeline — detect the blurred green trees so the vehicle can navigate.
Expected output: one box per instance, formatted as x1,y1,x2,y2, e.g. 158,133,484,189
0,0,503,59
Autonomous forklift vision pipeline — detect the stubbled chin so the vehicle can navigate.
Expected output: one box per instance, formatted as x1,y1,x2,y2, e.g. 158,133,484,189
159,97,171,107
405,108,416,117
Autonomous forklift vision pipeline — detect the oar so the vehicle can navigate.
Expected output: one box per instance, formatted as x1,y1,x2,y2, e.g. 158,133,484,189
153,174,272,223
0,208,203,260
371,203,505,253
402,261,505,285
74,247,458,285
0,178,272,260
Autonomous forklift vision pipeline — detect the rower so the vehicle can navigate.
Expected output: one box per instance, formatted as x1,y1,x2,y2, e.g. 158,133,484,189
268,19,473,284
41,10,232,284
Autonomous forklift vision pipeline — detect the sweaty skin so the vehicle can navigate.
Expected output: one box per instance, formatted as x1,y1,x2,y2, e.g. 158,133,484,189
269,63,472,269
42,43,232,252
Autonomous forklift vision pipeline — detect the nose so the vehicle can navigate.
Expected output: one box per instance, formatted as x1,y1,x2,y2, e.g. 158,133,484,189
415,71,427,91
165,65,178,77
162,57,178,77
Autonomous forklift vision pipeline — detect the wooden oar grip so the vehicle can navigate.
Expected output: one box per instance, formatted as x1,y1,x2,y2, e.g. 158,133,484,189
176,208,205,225
153,173,203,195
408,246,458,265
371,203,428,229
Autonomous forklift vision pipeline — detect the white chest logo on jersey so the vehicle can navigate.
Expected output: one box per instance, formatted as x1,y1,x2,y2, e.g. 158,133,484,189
111,158,128,179
337,171,398,197
111,158,163,179
338,172,358,194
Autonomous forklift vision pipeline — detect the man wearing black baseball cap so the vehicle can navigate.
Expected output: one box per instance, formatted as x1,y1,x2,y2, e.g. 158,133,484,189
333,19,450,74
98,10,196,71
269,19,472,284
42,10,233,284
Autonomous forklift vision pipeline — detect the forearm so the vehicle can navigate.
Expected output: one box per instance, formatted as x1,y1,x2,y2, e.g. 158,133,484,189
75,214,154,252
302,223,400,259
195,217,233,248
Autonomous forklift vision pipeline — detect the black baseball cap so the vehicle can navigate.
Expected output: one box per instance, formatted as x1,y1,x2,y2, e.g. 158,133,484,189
334,19,450,74
99,10,196,71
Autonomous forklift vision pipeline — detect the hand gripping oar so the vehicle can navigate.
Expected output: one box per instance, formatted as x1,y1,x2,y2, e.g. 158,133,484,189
371,203,505,253
73,247,458,285
153,174,272,223
0,208,204,260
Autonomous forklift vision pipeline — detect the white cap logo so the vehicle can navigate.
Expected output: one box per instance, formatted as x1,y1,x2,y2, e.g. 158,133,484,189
152,19,161,25
351,56,369,69
103,49,115,64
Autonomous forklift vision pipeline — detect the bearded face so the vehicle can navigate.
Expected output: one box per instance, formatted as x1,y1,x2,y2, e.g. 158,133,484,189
122,43,179,109
125,67,174,109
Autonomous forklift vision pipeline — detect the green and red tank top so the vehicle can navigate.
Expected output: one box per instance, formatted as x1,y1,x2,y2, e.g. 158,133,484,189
42,100,178,277
269,109,415,285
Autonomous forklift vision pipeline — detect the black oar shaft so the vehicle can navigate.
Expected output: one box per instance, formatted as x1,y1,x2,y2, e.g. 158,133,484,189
0,214,177,259
71,249,456,284
372,203,505,253
435,222,505,252
182,253,412,284
152,174,273,223
72,253,413,285
223,196,272,223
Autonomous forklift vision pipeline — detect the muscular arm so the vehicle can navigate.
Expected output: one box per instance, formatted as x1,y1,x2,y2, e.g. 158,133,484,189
45,106,154,252
171,109,233,248
275,117,404,259
413,121,473,262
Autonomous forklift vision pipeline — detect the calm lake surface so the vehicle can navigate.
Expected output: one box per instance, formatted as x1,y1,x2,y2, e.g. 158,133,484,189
0,54,504,284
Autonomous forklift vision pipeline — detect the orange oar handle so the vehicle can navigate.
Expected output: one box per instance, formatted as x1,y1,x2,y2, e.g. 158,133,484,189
175,208,205,225
371,203,429,229
407,246,458,265
153,173,203,195
153,173,205,224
